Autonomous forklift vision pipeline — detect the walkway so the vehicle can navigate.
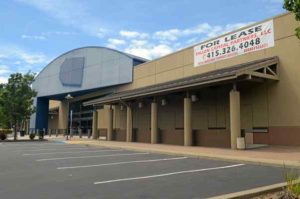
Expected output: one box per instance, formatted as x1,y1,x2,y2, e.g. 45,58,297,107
59,138,300,168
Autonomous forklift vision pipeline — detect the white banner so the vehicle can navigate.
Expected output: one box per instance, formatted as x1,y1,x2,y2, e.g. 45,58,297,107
194,20,274,67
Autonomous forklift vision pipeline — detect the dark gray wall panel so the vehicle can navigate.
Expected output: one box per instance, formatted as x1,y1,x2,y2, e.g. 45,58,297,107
59,57,85,87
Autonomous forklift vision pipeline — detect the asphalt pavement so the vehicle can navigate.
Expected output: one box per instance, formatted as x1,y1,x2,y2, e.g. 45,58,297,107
0,141,288,199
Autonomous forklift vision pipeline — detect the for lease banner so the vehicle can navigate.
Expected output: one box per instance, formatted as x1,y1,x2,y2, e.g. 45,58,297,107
194,20,274,67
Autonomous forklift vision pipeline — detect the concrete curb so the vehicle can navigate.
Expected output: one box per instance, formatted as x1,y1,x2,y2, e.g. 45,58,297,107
209,178,300,199
65,140,300,169
208,182,286,199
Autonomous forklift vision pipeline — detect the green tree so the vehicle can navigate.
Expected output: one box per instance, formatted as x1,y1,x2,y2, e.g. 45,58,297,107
0,84,9,129
0,73,37,140
283,0,300,39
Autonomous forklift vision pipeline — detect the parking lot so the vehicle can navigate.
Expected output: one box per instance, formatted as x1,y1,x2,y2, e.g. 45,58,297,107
0,141,287,199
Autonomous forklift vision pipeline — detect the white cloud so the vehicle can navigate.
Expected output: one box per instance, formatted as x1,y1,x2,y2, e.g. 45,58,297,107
21,34,46,40
265,0,283,3
120,30,149,39
108,38,126,45
21,31,78,41
112,21,253,60
18,51,47,65
0,65,12,75
0,44,49,83
0,76,9,84
182,23,212,35
125,44,173,60
95,28,108,38
154,29,181,41
0,54,7,58
153,22,252,42
16,0,107,38
186,37,199,45
131,40,148,46
0,44,49,67
107,38,126,49
42,31,77,36
0,65,12,84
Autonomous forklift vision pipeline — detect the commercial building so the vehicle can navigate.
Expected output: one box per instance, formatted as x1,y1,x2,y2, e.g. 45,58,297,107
30,12,300,148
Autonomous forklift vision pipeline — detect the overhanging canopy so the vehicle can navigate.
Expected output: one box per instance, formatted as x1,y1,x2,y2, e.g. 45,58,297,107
84,56,279,106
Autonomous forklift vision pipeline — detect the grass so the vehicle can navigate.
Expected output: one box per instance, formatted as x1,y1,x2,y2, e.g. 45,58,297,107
283,164,300,198
285,172,300,198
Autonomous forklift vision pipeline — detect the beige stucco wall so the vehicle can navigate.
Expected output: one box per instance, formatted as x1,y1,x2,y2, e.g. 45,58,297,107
48,114,58,130
116,12,300,128
50,12,300,145
49,100,60,109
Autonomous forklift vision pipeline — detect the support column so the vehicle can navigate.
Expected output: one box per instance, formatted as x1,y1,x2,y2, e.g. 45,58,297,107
126,105,132,142
107,106,113,141
35,97,49,130
58,100,69,131
184,97,192,146
230,89,241,149
151,102,158,144
92,109,98,139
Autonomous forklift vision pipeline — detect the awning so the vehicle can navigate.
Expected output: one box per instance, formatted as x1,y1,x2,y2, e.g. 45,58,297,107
84,56,279,106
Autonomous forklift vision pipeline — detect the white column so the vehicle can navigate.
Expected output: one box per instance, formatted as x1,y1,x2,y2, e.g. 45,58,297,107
126,105,132,142
230,89,241,149
151,102,158,144
184,97,192,146
107,107,113,141
92,109,98,139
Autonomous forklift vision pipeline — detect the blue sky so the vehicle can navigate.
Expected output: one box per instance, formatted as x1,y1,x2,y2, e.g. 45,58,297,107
0,0,285,83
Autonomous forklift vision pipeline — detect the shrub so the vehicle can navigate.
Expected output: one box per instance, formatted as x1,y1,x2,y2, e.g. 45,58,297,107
29,133,35,140
0,133,7,140
0,129,13,135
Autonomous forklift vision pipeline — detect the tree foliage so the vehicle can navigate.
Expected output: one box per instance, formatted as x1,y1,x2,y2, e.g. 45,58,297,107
283,0,300,39
0,73,37,140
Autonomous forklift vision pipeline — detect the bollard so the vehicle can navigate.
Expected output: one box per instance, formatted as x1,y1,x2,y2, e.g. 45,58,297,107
65,129,69,140
38,129,44,140
55,129,58,137
79,129,82,138
49,129,52,137
87,129,91,139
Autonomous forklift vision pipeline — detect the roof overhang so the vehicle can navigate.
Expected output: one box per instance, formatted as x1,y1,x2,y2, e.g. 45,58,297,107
84,56,279,106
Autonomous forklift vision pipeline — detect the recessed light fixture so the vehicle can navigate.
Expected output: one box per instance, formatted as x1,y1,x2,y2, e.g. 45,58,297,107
161,99,167,106
138,102,143,108
191,94,198,102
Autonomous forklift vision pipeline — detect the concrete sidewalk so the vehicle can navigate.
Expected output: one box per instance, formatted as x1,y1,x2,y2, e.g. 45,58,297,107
59,138,300,168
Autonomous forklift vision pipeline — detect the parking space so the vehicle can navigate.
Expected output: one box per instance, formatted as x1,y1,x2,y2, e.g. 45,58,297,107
0,141,287,199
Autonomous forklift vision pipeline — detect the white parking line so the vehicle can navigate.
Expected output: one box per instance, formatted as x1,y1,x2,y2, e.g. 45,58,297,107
94,164,245,185
19,147,92,152
36,152,149,162
57,157,188,170
10,146,92,151
23,149,121,156
1,143,66,147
